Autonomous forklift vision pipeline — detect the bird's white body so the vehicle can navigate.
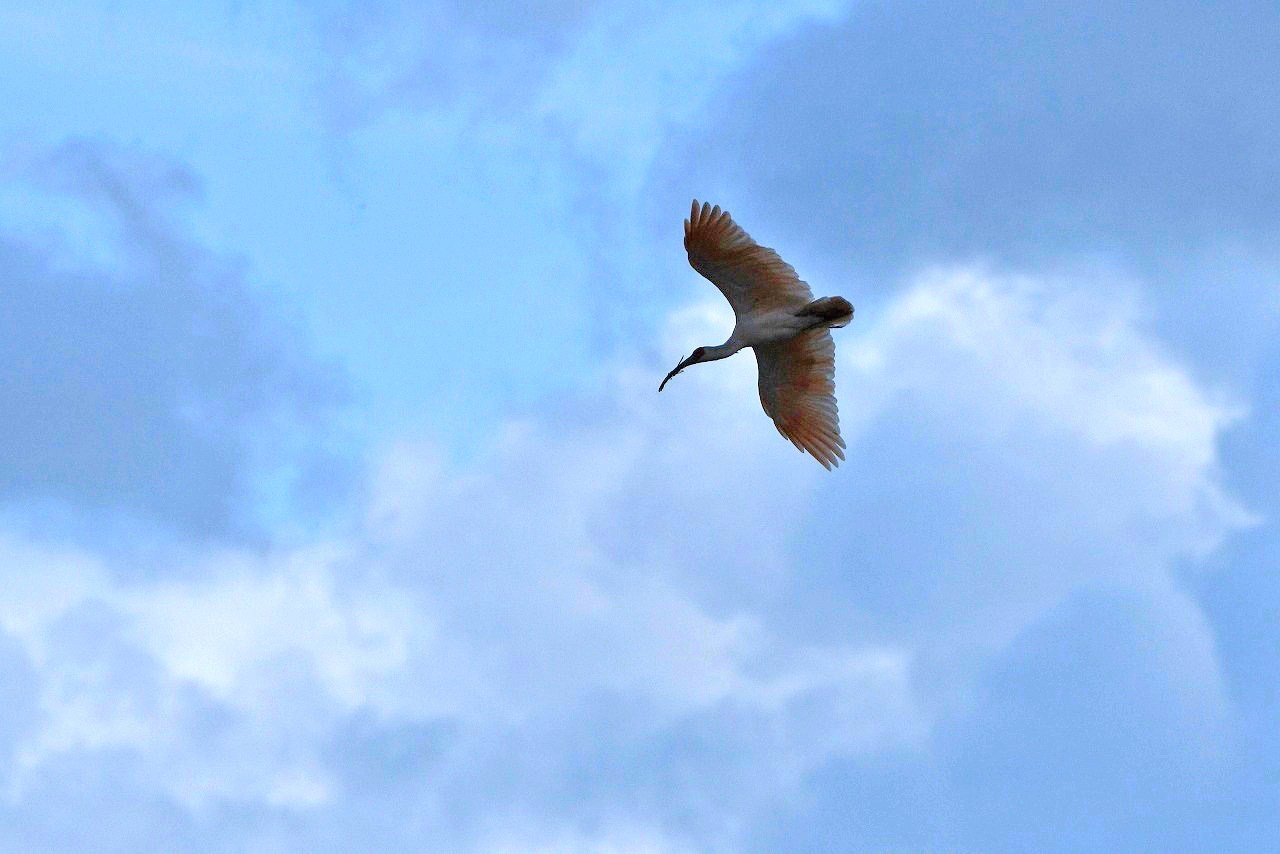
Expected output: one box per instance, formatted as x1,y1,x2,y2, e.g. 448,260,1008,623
659,201,855,469
732,309,817,347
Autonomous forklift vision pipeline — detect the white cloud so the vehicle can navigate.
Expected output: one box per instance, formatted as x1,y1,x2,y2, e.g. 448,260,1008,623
859,267,1239,486
122,545,415,712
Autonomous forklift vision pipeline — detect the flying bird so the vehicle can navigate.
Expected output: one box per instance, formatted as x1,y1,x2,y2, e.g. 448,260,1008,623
660,200,854,469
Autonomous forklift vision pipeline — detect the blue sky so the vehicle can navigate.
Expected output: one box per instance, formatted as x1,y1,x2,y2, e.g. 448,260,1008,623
0,1,1277,850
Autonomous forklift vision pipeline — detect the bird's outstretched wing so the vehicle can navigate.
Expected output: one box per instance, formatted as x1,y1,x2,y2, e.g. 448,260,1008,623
755,329,846,469
684,199,813,317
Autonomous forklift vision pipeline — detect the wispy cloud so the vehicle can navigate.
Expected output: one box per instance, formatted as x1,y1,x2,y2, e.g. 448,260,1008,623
0,139,346,539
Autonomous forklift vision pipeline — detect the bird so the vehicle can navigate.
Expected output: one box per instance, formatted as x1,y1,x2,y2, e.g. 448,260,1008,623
659,200,854,469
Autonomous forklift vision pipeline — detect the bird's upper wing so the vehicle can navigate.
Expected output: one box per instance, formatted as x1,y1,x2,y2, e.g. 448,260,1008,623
684,200,813,317
755,329,846,469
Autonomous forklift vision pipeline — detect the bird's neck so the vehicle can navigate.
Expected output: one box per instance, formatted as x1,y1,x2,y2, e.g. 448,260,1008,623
702,340,745,362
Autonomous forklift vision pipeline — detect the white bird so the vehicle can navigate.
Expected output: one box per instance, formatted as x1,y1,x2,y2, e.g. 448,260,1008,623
660,200,854,469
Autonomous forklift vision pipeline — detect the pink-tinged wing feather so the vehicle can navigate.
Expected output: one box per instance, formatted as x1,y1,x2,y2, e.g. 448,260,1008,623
684,199,813,317
755,330,846,469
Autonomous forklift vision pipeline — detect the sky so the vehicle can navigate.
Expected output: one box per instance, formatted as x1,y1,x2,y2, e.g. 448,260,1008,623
0,1,1277,851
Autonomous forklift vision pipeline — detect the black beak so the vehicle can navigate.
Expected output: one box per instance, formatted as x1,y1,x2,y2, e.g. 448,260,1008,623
659,353,697,392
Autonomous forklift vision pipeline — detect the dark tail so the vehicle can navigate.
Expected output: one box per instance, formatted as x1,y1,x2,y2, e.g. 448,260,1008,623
799,296,854,329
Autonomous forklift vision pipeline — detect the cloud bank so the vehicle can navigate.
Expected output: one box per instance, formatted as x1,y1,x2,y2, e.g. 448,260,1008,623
0,266,1248,850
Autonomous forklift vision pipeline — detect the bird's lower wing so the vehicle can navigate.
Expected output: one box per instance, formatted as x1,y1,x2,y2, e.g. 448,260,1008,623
684,200,813,317
755,330,846,469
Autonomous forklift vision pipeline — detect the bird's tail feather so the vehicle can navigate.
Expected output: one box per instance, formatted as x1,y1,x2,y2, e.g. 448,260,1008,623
799,296,854,329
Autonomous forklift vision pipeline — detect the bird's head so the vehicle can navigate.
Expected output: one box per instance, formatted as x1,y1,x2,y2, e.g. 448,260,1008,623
658,347,707,392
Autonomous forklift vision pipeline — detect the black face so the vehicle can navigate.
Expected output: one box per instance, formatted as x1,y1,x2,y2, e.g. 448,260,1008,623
659,348,703,392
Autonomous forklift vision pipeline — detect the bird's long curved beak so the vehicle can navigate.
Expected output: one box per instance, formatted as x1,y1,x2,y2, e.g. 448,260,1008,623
659,353,697,392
